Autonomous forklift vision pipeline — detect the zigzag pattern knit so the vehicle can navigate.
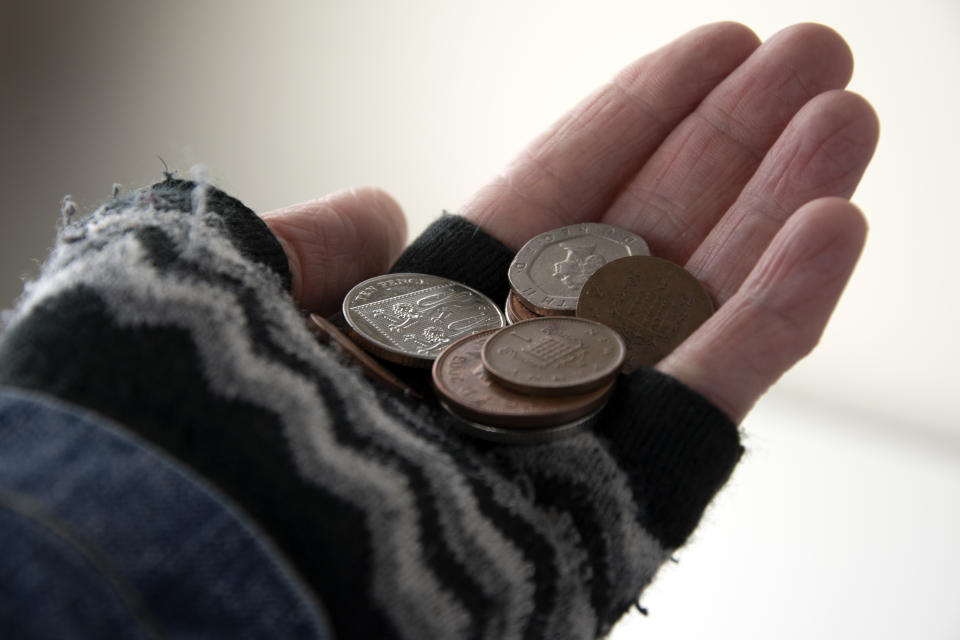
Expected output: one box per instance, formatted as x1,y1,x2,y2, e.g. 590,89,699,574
0,178,742,640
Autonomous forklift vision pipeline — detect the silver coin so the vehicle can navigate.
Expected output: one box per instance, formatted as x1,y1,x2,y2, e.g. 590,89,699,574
342,273,505,367
439,400,601,444
504,293,518,325
508,223,650,314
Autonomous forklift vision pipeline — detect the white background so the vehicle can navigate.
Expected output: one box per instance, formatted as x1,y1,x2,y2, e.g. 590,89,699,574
2,1,958,637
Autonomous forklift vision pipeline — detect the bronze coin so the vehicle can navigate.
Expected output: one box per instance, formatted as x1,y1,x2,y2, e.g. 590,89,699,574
481,317,625,396
439,401,601,444
432,329,615,429
506,289,541,324
308,314,420,398
342,273,505,368
576,256,713,371
508,223,649,315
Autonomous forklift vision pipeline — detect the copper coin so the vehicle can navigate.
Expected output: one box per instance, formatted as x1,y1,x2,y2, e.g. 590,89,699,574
481,317,625,396
432,329,615,429
439,402,601,444
576,256,713,371
342,273,505,368
508,223,650,315
308,314,420,398
505,289,540,325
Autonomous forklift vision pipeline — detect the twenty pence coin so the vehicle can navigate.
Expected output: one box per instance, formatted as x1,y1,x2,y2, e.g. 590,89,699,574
342,273,505,368
576,256,713,371
481,317,625,396
432,329,615,429
508,223,650,315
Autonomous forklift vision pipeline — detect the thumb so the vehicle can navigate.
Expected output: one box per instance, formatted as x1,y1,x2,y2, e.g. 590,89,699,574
261,187,407,315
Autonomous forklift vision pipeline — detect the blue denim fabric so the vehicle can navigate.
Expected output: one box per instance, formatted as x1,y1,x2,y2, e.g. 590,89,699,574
0,387,334,640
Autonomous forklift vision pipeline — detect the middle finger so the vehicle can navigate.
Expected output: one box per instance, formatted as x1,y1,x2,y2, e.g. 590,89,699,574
602,23,853,263
460,22,761,251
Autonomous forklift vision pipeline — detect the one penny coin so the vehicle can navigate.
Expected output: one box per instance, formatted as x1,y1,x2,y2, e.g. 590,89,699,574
342,273,505,368
576,256,713,371
432,329,615,429
481,317,625,396
508,223,649,315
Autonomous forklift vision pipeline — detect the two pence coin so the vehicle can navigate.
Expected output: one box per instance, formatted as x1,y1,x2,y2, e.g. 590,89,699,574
577,256,714,371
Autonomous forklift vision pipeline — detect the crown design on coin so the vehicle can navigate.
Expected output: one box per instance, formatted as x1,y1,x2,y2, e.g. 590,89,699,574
552,243,607,290
376,302,419,332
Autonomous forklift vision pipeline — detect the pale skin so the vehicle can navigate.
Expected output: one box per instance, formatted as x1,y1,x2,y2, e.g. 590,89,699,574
262,22,879,425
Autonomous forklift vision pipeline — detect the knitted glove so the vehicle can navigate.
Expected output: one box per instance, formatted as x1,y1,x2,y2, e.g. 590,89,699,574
0,178,741,640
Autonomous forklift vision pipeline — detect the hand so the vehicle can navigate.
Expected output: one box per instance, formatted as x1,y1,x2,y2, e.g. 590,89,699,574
262,22,878,425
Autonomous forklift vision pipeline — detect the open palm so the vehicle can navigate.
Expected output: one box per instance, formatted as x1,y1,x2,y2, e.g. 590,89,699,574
264,22,879,424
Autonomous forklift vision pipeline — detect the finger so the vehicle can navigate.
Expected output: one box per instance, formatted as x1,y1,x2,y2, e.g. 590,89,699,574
688,90,879,305
656,197,867,424
603,23,854,263
461,22,761,250
261,187,407,315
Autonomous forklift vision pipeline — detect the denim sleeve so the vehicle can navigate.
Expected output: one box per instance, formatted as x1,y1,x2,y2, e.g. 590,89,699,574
0,386,334,640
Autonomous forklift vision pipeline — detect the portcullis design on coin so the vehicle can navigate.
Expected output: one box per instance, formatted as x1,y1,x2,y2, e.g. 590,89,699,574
481,317,626,396
342,274,505,368
508,223,650,315
576,256,713,371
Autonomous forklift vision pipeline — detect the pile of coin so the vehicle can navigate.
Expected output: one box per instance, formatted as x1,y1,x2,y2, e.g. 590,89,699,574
315,222,714,443
431,317,626,443
505,223,714,372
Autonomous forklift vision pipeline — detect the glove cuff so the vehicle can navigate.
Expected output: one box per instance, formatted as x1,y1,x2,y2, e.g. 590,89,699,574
390,213,515,305
597,367,742,549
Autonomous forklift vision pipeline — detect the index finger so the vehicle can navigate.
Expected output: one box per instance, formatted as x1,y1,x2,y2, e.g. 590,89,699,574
460,22,760,250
